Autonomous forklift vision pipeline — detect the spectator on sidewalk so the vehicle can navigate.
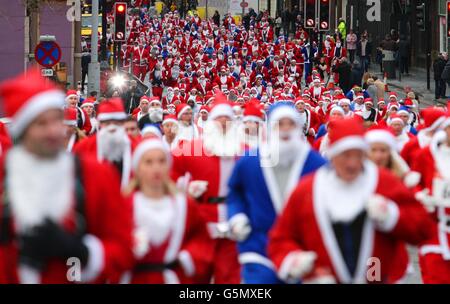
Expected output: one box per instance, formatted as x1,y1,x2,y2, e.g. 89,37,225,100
337,18,346,41
346,29,358,63
357,32,372,72
332,57,352,94
212,10,220,26
398,35,410,76
81,47,91,93
281,8,290,36
291,5,300,33
434,52,448,100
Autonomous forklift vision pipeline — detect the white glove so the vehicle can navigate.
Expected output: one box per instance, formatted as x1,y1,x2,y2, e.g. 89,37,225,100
229,214,252,242
188,180,209,199
415,189,437,213
133,228,150,259
366,195,399,231
288,251,317,280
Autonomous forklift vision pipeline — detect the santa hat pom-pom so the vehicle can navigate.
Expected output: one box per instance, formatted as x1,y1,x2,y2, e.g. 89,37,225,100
403,171,421,189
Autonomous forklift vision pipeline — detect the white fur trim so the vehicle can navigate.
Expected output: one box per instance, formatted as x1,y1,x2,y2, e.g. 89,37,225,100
64,119,77,126
388,117,404,125
97,112,127,121
162,118,178,125
209,103,234,120
420,245,444,256
81,234,105,282
10,90,65,137
268,106,301,126
81,102,94,108
178,250,195,277
327,136,368,159
141,125,162,138
442,117,450,130
365,130,397,152
132,139,171,171
238,252,274,270
243,115,262,123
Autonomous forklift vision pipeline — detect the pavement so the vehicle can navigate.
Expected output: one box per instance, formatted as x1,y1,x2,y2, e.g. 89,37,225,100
368,66,441,109
369,66,430,284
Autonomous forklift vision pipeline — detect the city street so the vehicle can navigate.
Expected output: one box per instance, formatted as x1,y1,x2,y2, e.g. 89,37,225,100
0,0,449,286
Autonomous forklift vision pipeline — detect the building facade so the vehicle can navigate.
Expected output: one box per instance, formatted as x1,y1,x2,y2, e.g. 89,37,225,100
0,0,75,84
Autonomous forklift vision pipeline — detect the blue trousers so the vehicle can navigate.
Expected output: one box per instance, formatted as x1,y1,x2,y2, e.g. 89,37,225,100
241,263,284,284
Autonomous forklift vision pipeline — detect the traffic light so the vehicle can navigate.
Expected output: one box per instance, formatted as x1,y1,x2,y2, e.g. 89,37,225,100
318,0,330,31
416,2,426,31
447,1,450,37
114,2,127,41
304,0,316,29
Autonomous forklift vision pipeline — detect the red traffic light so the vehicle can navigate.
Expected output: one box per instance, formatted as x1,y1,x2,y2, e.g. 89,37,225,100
117,4,125,13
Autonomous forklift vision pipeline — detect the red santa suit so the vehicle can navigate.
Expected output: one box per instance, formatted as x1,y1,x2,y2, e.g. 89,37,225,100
171,99,241,284
123,191,212,284
412,126,450,283
0,71,133,283
73,99,139,188
401,108,446,166
268,119,433,284
268,161,433,283
132,46,150,82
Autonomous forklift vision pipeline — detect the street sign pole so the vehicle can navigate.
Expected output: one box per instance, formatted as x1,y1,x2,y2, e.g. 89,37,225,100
88,0,101,95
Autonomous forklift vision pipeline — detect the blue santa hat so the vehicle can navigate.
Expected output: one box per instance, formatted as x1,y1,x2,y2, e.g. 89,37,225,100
397,106,410,115
267,102,301,127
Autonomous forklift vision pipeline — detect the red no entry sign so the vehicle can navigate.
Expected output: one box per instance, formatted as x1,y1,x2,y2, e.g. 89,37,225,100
34,41,62,68
240,1,248,8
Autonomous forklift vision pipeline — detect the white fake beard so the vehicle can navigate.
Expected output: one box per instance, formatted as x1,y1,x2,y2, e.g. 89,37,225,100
149,108,163,121
154,70,162,78
7,146,74,231
98,125,129,162
269,129,304,168
203,120,242,157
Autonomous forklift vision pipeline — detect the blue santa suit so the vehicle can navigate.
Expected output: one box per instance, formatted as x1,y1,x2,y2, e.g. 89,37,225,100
227,143,327,284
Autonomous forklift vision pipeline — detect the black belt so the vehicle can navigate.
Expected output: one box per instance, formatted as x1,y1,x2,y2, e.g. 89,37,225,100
134,260,179,273
207,196,226,204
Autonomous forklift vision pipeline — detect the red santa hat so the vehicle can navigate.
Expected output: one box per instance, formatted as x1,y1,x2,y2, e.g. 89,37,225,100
388,114,404,125
388,102,399,111
378,99,386,105
209,92,234,120
66,89,79,102
327,118,368,159
97,98,127,121
420,107,446,131
81,97,95,108
354,93,364,100
389,92,398,99
243,100,264,123
162,114,178,126
365,126,397,152
176,103,191,119
364,98,373,105
132,139,171,171
199,105,210,114
294,98,305,106
149,96,162,107
0,68,65,137
64,107,78,127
